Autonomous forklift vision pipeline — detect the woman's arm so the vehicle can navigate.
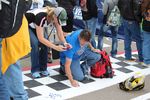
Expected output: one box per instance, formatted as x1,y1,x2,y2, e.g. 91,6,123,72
53,16,66,43
35,25,66,51
53,16,72,48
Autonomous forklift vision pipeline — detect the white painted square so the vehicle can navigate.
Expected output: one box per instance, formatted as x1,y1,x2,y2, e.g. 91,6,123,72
47,67,60,76
60,80,72,87
110,57,121,63
112,63,122,69
31,85,56,96
125,66,143,72
29,95,62,100
24,86,28,90
113,69,127,76
34,77,57,85
103,43,110,48
48,65,60,70
123,61,138,65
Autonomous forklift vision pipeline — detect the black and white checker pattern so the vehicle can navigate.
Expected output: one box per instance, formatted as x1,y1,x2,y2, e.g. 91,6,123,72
22,52,150,100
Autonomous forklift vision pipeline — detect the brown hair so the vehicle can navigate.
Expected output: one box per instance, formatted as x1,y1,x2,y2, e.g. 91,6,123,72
79,29,91,42
141,0,150,16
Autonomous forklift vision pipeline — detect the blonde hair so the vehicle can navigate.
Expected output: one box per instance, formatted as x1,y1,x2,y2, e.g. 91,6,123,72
45,6,55,21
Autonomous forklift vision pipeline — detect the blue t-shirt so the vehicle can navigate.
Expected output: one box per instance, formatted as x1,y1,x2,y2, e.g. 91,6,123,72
60,30,85,64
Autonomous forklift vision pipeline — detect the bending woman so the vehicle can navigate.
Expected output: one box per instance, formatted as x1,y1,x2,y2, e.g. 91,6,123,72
25,6,71,78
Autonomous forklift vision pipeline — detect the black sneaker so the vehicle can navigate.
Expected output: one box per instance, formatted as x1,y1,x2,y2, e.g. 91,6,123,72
80,77,90,83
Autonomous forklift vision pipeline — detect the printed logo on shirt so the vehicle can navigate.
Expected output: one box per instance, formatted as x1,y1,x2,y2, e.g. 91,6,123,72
76,45,87,56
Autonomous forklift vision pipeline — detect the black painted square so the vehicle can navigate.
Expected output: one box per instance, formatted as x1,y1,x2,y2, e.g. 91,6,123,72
24,73,33,79
116,68,133,73
116,57,125,61
47,82,70,91
26,89,41,98
116,62,130,67
81,78,95,84
134,64,148,69
24,80,43,88
51,75,68,81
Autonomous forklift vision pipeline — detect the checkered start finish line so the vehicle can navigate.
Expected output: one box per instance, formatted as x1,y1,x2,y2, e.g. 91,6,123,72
21,52,150,100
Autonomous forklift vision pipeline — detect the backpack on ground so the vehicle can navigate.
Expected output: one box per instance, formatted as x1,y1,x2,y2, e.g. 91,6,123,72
107,1,121,26
91,50,114,78
0,0,32,38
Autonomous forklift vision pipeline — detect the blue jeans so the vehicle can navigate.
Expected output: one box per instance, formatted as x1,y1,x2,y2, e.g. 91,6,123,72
60,48,101,81
97,23,104,50
98,24,118,56
97,9,104,50
29,28,48,73
97,9,104,24
0,39,10,100
122,19,143,62
143,30,150,64
4,62,28,100
84,18,98,48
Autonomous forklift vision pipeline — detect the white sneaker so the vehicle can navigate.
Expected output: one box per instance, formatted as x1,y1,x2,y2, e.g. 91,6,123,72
32,72,41,78
40,70,50,76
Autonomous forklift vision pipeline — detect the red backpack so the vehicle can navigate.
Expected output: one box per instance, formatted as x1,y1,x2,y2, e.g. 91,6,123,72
91,50,114,78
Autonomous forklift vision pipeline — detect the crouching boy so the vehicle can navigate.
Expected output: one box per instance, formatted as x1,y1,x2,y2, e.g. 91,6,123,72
60,29,101,87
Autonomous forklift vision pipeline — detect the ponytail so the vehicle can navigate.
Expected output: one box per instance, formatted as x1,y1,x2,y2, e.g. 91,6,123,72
46,6,55,21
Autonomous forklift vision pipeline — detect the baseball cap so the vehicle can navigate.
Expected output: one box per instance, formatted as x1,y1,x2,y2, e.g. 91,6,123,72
54,7,67,26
